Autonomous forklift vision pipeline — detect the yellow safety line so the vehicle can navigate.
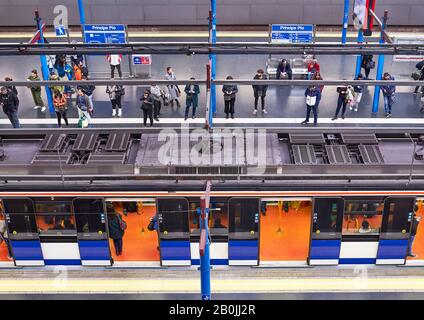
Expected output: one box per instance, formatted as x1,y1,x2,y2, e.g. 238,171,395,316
1,277,424,293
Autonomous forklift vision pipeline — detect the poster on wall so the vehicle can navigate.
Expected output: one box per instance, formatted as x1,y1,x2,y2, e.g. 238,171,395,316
353,0,376,36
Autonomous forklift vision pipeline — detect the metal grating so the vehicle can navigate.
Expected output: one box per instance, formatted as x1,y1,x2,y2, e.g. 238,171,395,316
325,145,352,164
292,145,317,164
289,133,325,144
105,132,130,152
72,133,98,152
87,153,126,164
341,133,378,145
40,134,67,152
31,152,71,164
358,144,385,164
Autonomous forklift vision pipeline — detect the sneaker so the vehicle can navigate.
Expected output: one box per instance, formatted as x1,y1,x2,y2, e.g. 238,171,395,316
385,113,392,118
301,120,309,125
331,117,338,121
262,109,268,114
112,109,116,117
349,106,353,111
40,106,46,112
341,115,345,119
33,106,40,109
354,108,358,112
252,109,257,115
118,109,122,117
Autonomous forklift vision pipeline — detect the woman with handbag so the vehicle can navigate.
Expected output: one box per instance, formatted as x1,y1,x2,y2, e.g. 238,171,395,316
361,54,374,79
165,67,181,107
222,76,238,119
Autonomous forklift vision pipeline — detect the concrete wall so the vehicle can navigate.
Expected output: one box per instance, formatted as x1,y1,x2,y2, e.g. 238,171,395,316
0,0,422,27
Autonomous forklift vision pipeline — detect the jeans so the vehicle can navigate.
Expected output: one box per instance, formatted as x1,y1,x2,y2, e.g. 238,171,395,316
110,64,122,78
185,99,198,118
334,95,347,118
384,95,393,114
153,99,161,118
113,238,123,255
407,235,415,256
55,110,69,127
254,95,265,110
5,111,20,128
305,104,318,124
224,98,236,115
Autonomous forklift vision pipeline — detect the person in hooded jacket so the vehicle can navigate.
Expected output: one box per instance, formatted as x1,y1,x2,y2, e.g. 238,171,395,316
301,85,321,126
222,76,238,119
0,86,20,128
381,72,396,118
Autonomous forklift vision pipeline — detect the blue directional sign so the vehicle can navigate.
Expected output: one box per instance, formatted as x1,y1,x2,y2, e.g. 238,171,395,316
55,25,67,37
270,24,314,44
83,24,127,44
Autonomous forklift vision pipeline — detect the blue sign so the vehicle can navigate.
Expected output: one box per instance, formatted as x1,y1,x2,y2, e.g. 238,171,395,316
55,25,67,37
83,24,127,44
270,24,314,44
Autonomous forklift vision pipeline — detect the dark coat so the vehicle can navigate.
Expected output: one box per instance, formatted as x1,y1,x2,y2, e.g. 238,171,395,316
222,84,238,100
77,84,95,97
411,217,420,236
361,54,374,69
353,76,365,93
184,84,200,106
276,61,293,79
252,74,268,97
108,214,124,239
0,91,19,114
140,96,154,112
304,87,321,107
381,76,396,97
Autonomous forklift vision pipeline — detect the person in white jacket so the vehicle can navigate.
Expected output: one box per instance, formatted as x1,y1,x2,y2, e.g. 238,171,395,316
107,54,123,79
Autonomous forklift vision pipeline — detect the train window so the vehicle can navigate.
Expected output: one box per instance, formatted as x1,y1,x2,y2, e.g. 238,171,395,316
209,202,228,236
228,198,259,234
342,199,384,236
189,200,200,234
73,198,106,234
158,198,189,234
2,198,37,234
382,197,415,234
312,198,343,234
35,200,76,234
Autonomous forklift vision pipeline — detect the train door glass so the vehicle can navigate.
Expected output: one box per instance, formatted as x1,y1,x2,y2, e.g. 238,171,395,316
309,197,344,265
105,199,159,263
408,198,424,263
73,198,110,266
377,197,415,265
0,202,12,261
228,197,260,266
259,199,312,263
157,197,190,266
2,198,44,266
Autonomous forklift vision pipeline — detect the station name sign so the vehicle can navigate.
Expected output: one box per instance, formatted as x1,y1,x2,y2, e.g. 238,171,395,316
270,24,314,44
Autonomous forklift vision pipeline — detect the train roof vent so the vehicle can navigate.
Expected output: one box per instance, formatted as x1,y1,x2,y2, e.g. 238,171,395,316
105,132,130,152
289,133,325,145
341,133,378,144
358,144,385,164
40,133,67,152
292,145,317,164
325,145,352,164
72,133,99,152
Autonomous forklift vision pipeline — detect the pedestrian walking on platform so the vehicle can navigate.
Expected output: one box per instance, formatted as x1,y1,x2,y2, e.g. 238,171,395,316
53,90,69,128
184,77,200,120
165,67,181,108
361,54,374,79
252,69,268,115
301,85,321,126
140,90,154,127
107,203,125,256
222,76,238,119
381,72,396,118
27,69,46,112
0,86,20,128
107,54,123,79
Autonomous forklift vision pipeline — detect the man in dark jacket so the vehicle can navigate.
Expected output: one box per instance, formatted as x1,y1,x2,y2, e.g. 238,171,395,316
184,77,200,120
301,85,321,126
4,77,18,96
0,87,20,128
276,59,293,80
107,204,125,256
361,54,374,79
332,85,349,121
77,76,96,111
140,90,154,126
252,69,268,115
222,75,238,119
408,212,421,258
381,72,396,118
414,60,424,95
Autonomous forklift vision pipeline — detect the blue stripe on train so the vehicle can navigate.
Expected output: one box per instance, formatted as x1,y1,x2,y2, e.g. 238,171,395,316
10,240,43,260
44,259,82,266
339,258,376,264
191,259,228,265
78,240,110,260
161,240,191,260
377,239,409,260
228,240,258,261
309,239,341,260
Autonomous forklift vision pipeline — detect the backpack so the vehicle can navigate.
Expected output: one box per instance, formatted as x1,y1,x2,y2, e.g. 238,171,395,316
118,215,127,231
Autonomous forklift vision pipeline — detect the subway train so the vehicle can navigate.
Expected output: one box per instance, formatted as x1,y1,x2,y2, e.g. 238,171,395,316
0,127,423,268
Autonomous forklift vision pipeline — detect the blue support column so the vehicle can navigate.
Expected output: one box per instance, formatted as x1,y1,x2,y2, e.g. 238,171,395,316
341,0,350,44
355,30,364,77
35,12,54,113
209,0,217,128
372,13,388,114
77,0,86,27
198,205,211,300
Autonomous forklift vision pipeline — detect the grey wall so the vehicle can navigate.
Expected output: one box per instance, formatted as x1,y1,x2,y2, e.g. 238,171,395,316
0,0,423,27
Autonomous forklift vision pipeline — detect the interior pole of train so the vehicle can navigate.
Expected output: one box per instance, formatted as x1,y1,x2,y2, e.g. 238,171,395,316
372,10,389,114
199,180,212,300
209,0,217,127
341,0,350,44
34,11,54,113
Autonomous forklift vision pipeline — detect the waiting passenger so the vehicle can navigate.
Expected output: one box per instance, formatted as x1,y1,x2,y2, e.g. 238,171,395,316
27,69,46,112
307,59,320,79
106,84,124,117
252,69,268,115
165,67,181,108
0,86,20,129
413,60,424,95
76,89,92,127
107,204,125,256
77,76,96,113
351,73,365,112
140,90,154,127
358,220,372,233
49,73,64,96
312,72,324,93
53,90,69,128
107,54,123,79
276,59,293,80
148,213,160,251
408,212,421,258
361,54,374,79
213,217,226,229
301,85,321,126
150,84,165,121
4,77,18,97
222,76,238,119
381,72,396,118
184,77,200,121
332,85,350,121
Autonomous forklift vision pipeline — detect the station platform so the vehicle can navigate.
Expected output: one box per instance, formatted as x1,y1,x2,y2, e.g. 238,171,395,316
1,266,424,299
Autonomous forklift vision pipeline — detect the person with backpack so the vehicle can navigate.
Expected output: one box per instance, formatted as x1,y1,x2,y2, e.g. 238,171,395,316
0,86,20,128
361,54,374,79
381,72,396,118
222,76,238,119
301,85,321,126
107,204,126,256
252,69,268,115
184,77,200,120
413,60,424,95
106,84,124,117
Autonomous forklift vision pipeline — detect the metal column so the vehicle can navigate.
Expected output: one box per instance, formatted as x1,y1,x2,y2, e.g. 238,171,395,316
341,0,350,44
209,0,217,128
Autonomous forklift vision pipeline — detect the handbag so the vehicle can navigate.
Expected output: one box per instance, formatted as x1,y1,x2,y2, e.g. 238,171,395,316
412,71,421,80
147,218,155,231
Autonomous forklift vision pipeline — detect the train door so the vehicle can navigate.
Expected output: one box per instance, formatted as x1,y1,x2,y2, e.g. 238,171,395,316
157,197,190,266
0,202,13,265
406,197,424,265
105,198,160,266
309,197,344,265
259,198,312,265
2,198,44,266
228,197,260,266
73,198,111,266
376,197,415,265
